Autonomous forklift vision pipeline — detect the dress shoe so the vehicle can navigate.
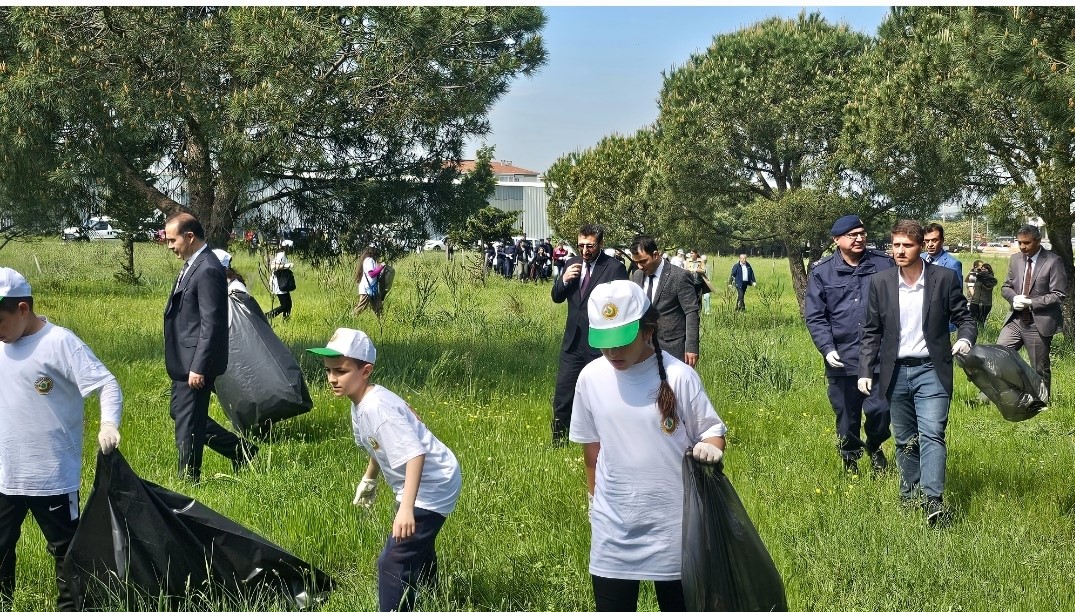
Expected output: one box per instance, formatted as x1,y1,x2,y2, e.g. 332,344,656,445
842,456,860,475
869,449,888,474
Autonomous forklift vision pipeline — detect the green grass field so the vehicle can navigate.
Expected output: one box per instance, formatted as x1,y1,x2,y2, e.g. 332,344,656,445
1,240,1074,611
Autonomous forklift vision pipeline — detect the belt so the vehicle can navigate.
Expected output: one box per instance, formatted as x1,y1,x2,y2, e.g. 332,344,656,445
895,356,931,367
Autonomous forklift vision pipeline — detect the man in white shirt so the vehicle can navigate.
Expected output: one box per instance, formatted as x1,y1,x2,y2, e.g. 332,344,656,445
858,220,976,528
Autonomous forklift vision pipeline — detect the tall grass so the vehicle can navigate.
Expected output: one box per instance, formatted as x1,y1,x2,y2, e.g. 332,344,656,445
1,241,1073,611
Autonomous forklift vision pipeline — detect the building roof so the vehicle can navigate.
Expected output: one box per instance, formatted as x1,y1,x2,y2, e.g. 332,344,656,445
457,159,540,177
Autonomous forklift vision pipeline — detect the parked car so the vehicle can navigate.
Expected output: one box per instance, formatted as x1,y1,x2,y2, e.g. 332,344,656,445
423,238,446,251
61,216,122,241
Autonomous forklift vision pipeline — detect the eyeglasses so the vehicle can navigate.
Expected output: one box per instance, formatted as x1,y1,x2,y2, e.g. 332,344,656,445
843,231,868,241
577,243,598,250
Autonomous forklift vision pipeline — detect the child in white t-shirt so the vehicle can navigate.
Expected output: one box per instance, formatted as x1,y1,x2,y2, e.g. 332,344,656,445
308,328,460,612
0,268,123,611
570,280,727,612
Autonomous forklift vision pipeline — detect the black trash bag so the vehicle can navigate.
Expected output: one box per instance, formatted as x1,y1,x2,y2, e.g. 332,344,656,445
682,454,787,612
216,294,314,436
956,343,1048,422
62,450,334,610
232,289,269,324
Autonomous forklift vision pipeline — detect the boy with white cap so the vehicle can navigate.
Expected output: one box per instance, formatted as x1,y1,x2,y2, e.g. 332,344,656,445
570,280,726,611
308,329,460,612
0,267,123,611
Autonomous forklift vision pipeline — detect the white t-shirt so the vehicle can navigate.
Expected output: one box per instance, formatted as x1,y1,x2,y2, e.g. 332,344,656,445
0,321,120,495
570,351,727,580
357,257,378,296
269,251,290,295
352,385,461,515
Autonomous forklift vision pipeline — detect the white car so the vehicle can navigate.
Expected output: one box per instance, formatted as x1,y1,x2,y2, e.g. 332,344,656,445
61,217,123,241
423,238,446,251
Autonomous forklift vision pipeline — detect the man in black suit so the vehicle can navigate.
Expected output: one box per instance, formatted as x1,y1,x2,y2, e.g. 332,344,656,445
550,223,628,446
628,235,700,366
859,220,976,527
164,213,256,481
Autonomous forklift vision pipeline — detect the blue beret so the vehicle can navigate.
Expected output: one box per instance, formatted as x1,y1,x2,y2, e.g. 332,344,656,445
831,215,864,237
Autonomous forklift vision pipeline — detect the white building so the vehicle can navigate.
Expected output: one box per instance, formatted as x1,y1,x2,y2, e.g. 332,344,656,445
458,160,552,239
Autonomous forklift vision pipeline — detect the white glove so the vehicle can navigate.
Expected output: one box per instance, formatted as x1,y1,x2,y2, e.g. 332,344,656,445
825,351,845,368
352,477,377,508
1013,295,1032,311
857,378,873,395
951,338,972,356
98,422,120,454
692,441,724,463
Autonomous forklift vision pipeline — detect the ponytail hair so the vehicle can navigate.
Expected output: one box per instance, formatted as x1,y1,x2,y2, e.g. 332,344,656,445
639,307,677,427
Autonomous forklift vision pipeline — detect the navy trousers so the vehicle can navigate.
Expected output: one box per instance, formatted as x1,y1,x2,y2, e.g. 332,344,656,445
827,374,891,460
170,379,244,480
378,507,447,612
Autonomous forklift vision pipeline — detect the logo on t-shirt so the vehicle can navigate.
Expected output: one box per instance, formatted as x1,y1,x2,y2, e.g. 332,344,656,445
34,375,54,395
367,436,380,451
660,415,678,435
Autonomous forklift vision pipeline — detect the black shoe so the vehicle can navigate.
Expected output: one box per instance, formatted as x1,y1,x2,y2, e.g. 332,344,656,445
925,497,952,528
843,456,860,476
870,449,888,474
232,442,259,472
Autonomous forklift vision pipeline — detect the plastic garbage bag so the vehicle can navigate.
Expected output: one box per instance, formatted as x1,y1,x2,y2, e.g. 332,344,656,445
62,450,334,610
682,453,787,612
216,294,314,435
956,343,1048,422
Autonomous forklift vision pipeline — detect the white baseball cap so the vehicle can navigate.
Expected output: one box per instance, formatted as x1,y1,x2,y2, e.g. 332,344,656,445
212,248,232,269
0,268,31,302
587,280,650,349
307,328,377,364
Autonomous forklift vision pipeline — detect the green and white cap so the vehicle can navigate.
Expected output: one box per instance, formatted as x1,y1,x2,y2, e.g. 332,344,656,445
0,267,31,302
307,327,377,363
587,280,650,349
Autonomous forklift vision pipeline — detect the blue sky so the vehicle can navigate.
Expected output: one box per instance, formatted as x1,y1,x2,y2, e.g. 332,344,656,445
467,6,890,174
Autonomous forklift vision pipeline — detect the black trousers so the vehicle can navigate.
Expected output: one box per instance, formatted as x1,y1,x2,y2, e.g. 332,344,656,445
267,292,292,319
551,341,600,441
377,508,446,612
827,374,891,460
591,575,685,612
969,303,991,329
0,492,79,611
735,285,748,310
170,378,244,480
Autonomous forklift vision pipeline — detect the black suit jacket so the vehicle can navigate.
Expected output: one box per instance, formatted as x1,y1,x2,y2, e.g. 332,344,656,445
551,252,628,354
859,264,976,397
630,263,700,360
164,246,229,381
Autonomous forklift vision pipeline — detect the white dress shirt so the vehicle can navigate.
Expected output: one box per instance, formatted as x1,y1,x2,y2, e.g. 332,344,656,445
897,267,928,358
646,259,666,301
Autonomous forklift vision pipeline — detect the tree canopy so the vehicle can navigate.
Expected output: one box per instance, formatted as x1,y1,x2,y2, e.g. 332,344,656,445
0,6,546,248
657,12,873,311
849,6,1075,329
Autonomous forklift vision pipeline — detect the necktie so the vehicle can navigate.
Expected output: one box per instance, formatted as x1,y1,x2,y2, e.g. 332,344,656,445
647,274,656,302
174,262,189,293
1021,256,1034,323
581,263,591,292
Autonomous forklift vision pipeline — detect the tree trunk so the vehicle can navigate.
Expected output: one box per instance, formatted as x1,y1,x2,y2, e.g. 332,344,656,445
786,240,810,317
